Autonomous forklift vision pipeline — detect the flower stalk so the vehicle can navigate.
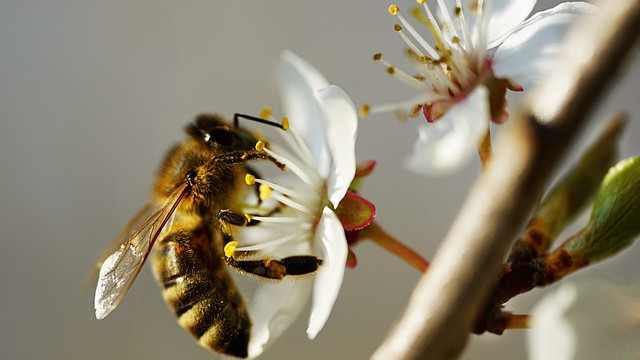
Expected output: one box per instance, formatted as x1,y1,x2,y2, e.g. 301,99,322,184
359,221,430,273
477,127,492,171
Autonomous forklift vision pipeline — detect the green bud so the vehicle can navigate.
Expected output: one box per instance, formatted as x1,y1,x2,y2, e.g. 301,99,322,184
538,118,623,239
508,117,624,262
562,155,640,262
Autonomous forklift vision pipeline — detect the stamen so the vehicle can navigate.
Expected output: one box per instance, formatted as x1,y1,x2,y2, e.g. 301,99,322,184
413,1,451,58
375,56,433,92
236,232,305,252
263,142,316,187
366,102,409,116
245,174,256,185
366,91,448,116
394,23,432,62
259,184,272,201
250,215,313,226
383,12,459,92
259,107,272,120
475,0,491,66
393,10,439,59
253,177,311,201
224,241,239,258
455,0,473,52
412,4,469,82
281,117,290,130
359,104,371,117
265,116,318,184
435,0,459,40
283,126,318,175
271,191,313,215
255,140,265,152
417,3,478,89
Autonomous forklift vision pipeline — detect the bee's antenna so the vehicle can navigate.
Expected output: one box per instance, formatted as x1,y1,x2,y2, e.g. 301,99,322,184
233,113,285,130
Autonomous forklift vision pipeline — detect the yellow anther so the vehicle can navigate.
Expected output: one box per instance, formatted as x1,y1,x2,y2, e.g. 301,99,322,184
281,117,290,130
411,7,422,17
259,184,272,201
259,107,272,119
373,53,383,61
470,0,479,12
359,104,370,117
417,0,426,4
410,104,422,117
393,24,402,32
388,4,399,15
245,173,256,185
224,241,238,258
255,140,265,151
244,213,253,223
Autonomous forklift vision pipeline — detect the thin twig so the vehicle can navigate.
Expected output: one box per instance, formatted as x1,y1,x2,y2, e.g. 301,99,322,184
371,1,640,359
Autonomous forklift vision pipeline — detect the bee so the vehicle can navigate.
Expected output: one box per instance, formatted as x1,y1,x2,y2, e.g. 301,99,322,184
94,114,322,358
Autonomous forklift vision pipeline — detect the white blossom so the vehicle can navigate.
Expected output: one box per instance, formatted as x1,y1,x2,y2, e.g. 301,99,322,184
369,0,595,175
528,279,640,360
238,50,358,358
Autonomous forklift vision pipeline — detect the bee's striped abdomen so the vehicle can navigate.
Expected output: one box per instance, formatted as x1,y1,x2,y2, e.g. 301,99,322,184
152,224,250,358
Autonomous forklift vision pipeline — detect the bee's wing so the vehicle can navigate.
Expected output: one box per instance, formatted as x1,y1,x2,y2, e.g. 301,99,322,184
86,203,154,290
94,184,189,320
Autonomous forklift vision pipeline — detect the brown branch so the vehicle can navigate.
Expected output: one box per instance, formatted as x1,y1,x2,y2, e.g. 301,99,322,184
371,1,640,359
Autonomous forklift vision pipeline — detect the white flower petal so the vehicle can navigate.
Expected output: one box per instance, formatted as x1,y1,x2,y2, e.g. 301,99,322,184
492,2,596,90
276,50,331,175
317,85,358,208
528,283,578,360
528,279,640,360
405,85,490,175
247,277,313,359
485,0,538,48
450,0,536,49
307,208,347,339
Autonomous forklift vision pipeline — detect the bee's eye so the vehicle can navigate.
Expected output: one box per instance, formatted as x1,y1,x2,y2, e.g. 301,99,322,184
207,128,235,147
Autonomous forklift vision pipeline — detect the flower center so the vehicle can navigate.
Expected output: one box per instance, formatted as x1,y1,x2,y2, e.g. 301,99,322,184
233,110,328,253
362,0,499,121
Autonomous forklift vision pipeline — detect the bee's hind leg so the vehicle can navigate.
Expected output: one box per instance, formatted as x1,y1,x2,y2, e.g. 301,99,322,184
215,209,322,280
226,253,322,280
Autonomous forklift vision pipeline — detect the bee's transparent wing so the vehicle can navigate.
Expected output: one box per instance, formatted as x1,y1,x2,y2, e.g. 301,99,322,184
94,184,188,319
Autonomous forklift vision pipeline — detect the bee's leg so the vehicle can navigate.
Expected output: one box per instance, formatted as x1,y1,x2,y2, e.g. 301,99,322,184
245,165,263,206
216,209,322,279
216,209,262,228
226,255,322,280
215,149,285,170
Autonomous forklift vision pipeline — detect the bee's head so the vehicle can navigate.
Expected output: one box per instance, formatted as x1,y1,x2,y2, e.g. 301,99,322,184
186,114,257,151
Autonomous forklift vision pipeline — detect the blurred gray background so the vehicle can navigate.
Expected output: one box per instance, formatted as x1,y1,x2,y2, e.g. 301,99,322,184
1,1,638,359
